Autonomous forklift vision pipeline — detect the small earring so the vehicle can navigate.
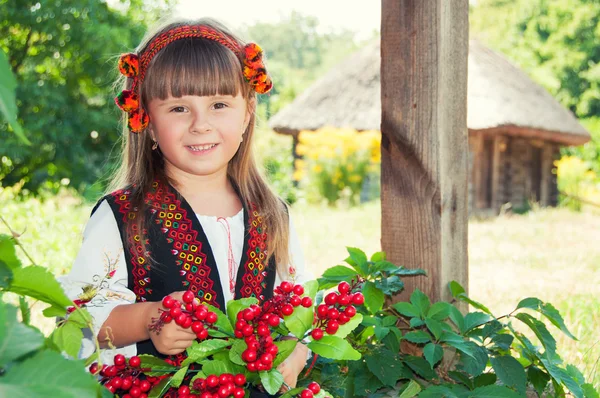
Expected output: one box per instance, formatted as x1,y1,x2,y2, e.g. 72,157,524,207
152,141,158,150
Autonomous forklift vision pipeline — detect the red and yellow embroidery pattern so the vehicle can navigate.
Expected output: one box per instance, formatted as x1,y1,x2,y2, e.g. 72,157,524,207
240,204,269,301
111,182,218,307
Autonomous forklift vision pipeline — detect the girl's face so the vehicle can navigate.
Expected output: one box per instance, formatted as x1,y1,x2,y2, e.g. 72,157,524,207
147,93,251,182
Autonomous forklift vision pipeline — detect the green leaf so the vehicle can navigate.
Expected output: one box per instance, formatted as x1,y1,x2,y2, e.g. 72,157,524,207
398,380,421,398
374,275,405,295
229,340,247,366
448,282,493,315
374,325,390,341
448,280,466,297
449,371,474,388
205,304,234,338
474,373,497,387
491,334,513,351
284,280,317,339
465,385,524,397
516,298,576,340
346,247,369,276
333,313,363,339
490,355,527,395
183,339,233,366
382,328,401,354
273,339,298,368
419,386,460,398
318,265,358,285
582,384,600,398
307,335,361,360
138,354,178,376
425,318,444,340
67,308,92,328
540,302,577,340
227,297,259,328
170,365,188,388
0,235,21,270
50,322,83,358
403,330,431,344
42,306,67,318
280,387,305,398
362,281,384,313
370,251,386,263
393,302,420,318
0,53,28,145
18,296,30,325
8,266,72,311
148,378,171,398
410,289,431,317
463,312,492,333
448,305,465,332
410,317,425,328
0,350,99,397
427,302,452,321
527,366,550,397
0,302,44,366
515,312,556,356
259,369,284,395
423,343,444,368
404,356,437,379
458,344,488,377
0,260,13,289
354,368,384,396
566,364,586,384
201,358,237,376
371,260,397,273
365,349,412,387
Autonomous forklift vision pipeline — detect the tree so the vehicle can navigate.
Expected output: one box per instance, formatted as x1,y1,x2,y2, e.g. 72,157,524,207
470,0,600,173
0,0,170,194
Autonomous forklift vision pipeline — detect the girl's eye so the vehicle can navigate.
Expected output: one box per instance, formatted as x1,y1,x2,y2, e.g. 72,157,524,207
213,102,228,110
170,106,186,113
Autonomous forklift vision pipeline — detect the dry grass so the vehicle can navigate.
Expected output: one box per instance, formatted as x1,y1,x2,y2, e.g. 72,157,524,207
2,191,599,388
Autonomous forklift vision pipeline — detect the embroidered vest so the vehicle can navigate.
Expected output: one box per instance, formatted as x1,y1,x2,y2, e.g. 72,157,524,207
95,179,277,358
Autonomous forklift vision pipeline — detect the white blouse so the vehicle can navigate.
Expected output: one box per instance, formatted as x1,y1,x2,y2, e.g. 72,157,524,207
60,200,310,364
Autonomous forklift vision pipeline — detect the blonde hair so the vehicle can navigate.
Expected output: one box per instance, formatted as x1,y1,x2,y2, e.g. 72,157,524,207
108,17,290,277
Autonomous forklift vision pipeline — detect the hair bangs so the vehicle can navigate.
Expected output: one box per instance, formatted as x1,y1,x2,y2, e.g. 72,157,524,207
141,38,247,103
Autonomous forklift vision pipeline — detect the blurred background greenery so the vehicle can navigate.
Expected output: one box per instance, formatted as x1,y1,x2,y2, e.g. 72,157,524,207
1,0,600,389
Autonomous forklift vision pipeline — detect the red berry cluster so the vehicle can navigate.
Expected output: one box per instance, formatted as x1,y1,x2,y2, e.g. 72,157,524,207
311,281,364,340
91,354,160,397
299,382,321,398
236,281,312,372
150,291,218,339
177,373,246,398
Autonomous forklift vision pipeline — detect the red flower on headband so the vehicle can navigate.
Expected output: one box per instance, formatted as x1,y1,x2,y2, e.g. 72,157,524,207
118,53,139,77
115,90,139,113
242,43,272,94
127,108,149,133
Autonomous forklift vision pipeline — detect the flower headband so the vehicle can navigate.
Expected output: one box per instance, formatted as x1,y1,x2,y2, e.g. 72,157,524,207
114,25,273,133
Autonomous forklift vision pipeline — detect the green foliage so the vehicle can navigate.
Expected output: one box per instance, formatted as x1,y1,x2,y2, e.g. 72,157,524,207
0,0,170,194
0,49,26,143
310,248,593,397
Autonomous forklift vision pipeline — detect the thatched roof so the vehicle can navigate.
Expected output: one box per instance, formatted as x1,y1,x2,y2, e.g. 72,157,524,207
270,40,590,146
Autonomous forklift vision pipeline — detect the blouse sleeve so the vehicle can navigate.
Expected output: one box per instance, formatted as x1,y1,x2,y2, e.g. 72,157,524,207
58,200,137,363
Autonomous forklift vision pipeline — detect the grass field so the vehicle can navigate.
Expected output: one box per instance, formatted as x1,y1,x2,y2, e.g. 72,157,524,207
2,190,599,389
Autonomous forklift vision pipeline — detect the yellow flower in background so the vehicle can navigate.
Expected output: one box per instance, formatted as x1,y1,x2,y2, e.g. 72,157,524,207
295,126,382,205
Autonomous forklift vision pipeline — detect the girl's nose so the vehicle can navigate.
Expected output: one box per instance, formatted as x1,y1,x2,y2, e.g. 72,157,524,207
189,114,212,134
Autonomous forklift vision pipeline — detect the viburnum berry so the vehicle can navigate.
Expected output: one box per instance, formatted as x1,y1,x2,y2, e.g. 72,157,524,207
338,281,351,294
344,305,357,317
311,328,324,340
307,382,321,394
301,296,313,308
290,295,302,307
326,320,340,335
129,356,141,368
281,304,294,316
182,291,195,304
324,292,338,306
206,312,218,324
293,284,304,296
352,292,365,305
280,281,293,293
300,389,314,398
114,354,126,366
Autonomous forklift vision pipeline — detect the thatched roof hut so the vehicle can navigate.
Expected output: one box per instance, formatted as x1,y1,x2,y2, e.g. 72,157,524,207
270,40,591,213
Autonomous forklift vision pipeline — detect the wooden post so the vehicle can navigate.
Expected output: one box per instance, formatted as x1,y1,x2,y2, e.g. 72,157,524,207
380,0,469,302
540,143,553,206
492,135,507,212
472,133,485,210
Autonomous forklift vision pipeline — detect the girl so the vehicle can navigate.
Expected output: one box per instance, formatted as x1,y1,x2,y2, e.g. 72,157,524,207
61,17,310,395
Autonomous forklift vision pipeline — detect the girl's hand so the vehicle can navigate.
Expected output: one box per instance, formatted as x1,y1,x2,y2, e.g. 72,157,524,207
146,291,197,356
277,342,309,391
